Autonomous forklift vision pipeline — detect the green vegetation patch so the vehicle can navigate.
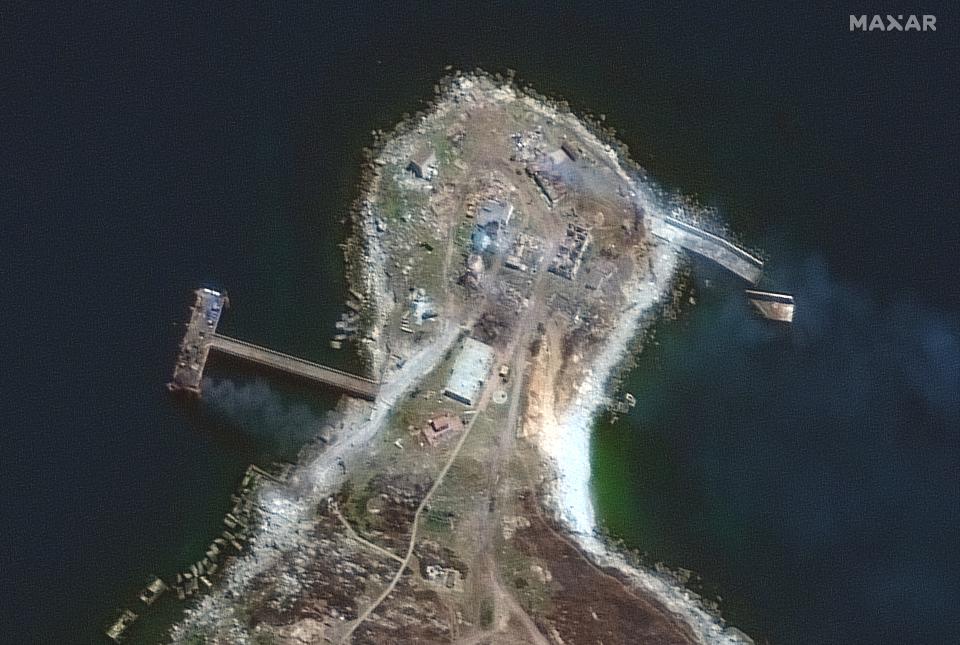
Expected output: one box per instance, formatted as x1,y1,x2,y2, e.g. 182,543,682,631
496,541,554,617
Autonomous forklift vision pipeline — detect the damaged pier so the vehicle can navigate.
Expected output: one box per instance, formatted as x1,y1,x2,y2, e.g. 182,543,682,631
650,215,764,284
745,289,795,322
168,288,378,401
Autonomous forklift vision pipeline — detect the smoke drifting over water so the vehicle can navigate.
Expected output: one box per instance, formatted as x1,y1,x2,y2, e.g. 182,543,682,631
201,378,331,455
791,256,959,425
599,250,960,643
763,257,959,642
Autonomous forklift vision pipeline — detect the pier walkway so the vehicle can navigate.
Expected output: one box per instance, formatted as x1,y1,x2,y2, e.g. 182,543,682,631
208,334,378,400
168,289,378,401
650,215,764,284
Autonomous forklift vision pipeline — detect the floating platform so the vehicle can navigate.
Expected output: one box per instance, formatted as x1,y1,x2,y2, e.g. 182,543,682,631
745,289,795,322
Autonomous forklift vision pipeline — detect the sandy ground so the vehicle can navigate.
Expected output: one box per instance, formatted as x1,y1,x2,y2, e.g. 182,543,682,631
532,196,751,644
536,236,679,534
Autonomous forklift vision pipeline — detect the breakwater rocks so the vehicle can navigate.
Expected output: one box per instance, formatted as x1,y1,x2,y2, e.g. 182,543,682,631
104,463,288,642
172,465,285,601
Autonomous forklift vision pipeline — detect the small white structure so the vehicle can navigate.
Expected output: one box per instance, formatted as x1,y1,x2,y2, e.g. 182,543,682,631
443,337,495,406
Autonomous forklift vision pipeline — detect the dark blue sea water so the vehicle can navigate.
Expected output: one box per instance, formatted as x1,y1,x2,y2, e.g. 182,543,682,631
1,2,957,643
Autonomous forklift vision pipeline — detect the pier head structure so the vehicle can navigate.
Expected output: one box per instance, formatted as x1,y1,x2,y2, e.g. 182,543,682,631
168,288,378,401
649,216,797,322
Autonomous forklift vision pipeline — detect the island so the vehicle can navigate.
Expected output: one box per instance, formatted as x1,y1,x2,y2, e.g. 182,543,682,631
162,73,755,645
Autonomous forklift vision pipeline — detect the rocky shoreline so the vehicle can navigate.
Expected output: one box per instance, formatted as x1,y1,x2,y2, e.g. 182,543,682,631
170,71,753,644
348,71,753,644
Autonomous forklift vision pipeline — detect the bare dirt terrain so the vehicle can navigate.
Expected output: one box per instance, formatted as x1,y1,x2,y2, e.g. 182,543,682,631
167,74,745,645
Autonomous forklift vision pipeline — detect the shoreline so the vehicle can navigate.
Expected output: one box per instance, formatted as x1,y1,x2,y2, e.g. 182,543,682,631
510,121,754,642
341,74,752,644
170,324,462,640
532,207,753,645
171,71,753,644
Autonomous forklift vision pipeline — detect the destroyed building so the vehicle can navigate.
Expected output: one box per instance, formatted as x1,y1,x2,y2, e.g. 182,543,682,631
476,199,513,228
407,149,437,180
526,166,562,206
549,223,591,280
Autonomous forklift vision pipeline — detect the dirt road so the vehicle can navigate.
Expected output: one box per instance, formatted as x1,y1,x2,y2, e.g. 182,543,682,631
172,324,462,640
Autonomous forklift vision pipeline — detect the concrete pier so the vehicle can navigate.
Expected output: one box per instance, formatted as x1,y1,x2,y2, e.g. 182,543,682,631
650,215,764,284
168,289,377,400
208,334,378,400
168,288,227,395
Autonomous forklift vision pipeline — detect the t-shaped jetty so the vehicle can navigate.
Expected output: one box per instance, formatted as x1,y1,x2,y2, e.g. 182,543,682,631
168,288,378,401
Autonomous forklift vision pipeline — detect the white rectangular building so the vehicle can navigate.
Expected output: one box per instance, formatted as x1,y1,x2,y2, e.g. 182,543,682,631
443,337,495,406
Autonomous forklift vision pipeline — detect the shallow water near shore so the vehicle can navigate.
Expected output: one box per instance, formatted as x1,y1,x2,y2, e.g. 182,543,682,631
593,244,960,643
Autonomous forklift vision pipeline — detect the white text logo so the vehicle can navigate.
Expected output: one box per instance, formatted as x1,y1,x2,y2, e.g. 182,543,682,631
850,15,936,31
